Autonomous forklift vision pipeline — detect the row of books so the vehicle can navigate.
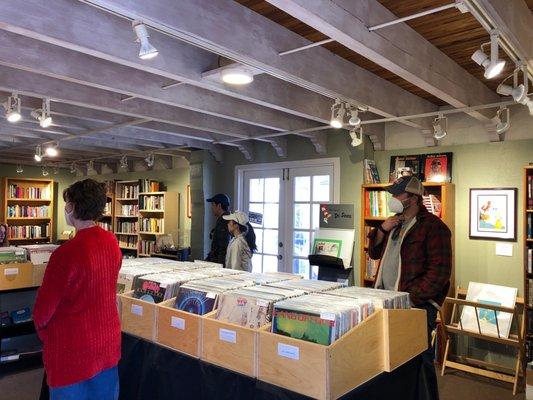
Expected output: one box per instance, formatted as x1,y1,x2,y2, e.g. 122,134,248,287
139,240,156,255
528,248,533,274
140,218,164,233
139,179,160,193
364,253,379,280
139,195,164,210
528,213,532,239
6,205,49,218
8,184,50,200
528,174,533,209
422,194,442,217
104,201,112,215
119,204,138,216
364,190,393,218
116,221,138,234
7,224,49,239
97,221,112,231
117,184,139,199
118,236,137,249
363,159,381,184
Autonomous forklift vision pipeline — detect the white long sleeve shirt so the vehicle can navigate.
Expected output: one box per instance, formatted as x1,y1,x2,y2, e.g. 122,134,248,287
225,233,253,272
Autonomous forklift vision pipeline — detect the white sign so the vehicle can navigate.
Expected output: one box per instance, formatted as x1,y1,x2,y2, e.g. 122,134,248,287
320,312,336,321
206,292,217,299
4,268,19,276
131,304,143,316
171,316,185,330
277,343,300,360
219,328,237,343
495,243,513,257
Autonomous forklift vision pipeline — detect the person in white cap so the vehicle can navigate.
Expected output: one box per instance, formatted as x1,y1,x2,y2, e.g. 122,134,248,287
223,211,257,271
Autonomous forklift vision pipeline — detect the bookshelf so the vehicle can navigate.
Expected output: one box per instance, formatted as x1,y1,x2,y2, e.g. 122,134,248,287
359,182,455,287
1,177,54,244
114,180,140,256
138,191,179,257
97,180,115,232
524,166,533,366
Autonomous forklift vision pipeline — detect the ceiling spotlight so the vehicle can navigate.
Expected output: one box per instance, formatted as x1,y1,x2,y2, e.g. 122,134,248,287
349,127,363,147
348,109,361,127
145,153,155,167
41,166,49,177
330,99,346,129
34,145,43,162
220,66,254,85
70,162,77,174
496,83,527,103
3,93,21,123
133,21,158,60
16,164,23,174
120,155,128,169
45,144,58,157
494,107,510,135
471,30,506,79
433,114,448,140
31,98,53,128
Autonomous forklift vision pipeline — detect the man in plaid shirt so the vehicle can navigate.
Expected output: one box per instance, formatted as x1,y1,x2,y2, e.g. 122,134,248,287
368,175,451,400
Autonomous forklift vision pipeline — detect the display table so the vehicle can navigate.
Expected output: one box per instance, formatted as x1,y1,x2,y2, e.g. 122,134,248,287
119,333,429,400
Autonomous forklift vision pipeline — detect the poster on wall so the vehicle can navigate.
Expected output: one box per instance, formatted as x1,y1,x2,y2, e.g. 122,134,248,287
389,152,453,182
460,282,517,338
469,188,517,241
318,204,355,229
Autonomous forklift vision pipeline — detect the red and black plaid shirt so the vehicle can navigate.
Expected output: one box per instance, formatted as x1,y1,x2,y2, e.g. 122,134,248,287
367,206,452,306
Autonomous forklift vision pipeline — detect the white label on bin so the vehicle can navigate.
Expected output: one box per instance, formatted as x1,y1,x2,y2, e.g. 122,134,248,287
219,328,236,343
256,299,269,307
171,316,185,330
131,304,143,316
277,343,300,360
206,292,216,299
320,312,336,321
4,268,19,276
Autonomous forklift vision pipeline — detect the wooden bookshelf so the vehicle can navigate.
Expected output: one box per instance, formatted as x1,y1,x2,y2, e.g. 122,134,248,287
114,180,140,256
1,177,54,244
523,166,533,367
359,182,455,287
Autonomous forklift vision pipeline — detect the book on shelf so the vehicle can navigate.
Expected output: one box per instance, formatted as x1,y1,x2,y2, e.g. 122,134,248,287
422,194,442,217
7,205,49,218
528,174,533,209
528,248,532,274
119,204,138,216
139,195,164,211
7,224,49,239
363,159,380,184
139,239,156,255
140,218,164,233
528,214,532,239
97,221,112,231
364,253,379,280
8,184,50,200
118,236,137,248
116,221,138,234
364,190,393,218
117,183,139,199
139,179,160,193
104,201,112,215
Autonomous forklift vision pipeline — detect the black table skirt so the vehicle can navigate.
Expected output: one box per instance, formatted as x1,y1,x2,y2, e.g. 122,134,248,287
119,333,428,400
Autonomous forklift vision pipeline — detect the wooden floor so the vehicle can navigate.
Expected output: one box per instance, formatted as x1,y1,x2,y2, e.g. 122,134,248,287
0,367,527,400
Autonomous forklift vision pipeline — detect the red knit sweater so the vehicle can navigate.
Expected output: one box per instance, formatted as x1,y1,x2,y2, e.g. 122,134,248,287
33,226,122,388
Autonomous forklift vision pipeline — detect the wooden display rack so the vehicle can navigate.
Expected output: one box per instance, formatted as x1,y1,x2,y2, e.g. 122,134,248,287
119,291,158,341
257,308,427,400
156,298,202,358
0,262,34,291
440,289,525,395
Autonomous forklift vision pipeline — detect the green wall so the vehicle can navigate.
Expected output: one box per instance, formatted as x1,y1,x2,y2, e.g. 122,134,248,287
374,139,533,295
0,164,75,241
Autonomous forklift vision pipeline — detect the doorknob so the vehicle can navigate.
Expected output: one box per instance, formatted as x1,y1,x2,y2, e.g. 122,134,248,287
278,242,283,248
277,254,283,260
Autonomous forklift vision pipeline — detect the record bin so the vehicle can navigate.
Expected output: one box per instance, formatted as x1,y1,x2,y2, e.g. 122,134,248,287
0,262,33,290
119,290,158,341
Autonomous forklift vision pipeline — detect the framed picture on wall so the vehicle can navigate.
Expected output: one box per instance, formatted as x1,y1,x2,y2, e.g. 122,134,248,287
469,188,517,241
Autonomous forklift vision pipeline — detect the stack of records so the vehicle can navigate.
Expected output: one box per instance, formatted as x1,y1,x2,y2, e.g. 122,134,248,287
264,271,303,281
133,269,217,303
267,279,346,294
327,287,411,309
117,263,178,293
175,277,256,315
272,293,374,345
0,247,27,264
230,272,299,285
193,260,223,269
216,286,306,329
20,244,59,265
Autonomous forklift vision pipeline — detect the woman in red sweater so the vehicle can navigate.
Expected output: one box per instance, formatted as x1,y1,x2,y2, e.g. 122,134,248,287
34,179,122,399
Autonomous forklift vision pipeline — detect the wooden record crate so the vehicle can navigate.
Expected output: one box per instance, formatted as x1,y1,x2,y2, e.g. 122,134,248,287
0,262,33,290
257,308,427,400
200,311,270,377
32,263,46,286
119,290,158,341
156,298,203,358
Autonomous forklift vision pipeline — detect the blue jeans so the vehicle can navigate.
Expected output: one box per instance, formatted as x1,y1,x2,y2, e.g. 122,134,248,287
50,366,119,400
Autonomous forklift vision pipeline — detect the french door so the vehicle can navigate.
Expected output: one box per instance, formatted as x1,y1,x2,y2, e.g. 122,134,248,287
238,159,338,279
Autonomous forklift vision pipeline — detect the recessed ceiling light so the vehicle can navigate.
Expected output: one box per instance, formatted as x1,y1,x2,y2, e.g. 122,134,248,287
220,66,254,85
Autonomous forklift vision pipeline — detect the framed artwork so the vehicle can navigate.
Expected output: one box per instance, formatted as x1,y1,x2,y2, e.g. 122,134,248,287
424,153,452,183
186,185,192,218
312,238,342,258
469,188,517,241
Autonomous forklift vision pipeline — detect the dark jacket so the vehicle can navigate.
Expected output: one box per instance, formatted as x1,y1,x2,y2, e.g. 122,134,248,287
206,212,230,266
367,206,452,306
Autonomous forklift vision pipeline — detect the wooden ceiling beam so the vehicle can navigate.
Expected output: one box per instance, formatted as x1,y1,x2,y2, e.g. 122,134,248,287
265,0,500,123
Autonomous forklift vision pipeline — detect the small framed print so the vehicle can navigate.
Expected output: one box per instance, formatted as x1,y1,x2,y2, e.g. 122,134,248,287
469,188,517,241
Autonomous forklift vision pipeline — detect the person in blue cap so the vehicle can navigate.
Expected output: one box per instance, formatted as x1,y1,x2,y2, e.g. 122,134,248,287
205,193,231,266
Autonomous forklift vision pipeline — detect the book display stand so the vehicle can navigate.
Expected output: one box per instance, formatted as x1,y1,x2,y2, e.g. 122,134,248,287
440,288,524,395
